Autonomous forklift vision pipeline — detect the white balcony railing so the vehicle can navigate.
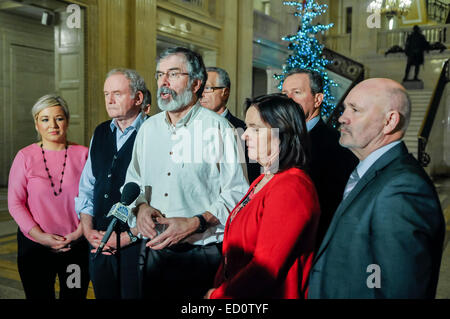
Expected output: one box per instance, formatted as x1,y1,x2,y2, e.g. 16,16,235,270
377,24,450,54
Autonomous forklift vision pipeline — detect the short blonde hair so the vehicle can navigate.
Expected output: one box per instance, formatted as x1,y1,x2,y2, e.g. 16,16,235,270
32,94,70,122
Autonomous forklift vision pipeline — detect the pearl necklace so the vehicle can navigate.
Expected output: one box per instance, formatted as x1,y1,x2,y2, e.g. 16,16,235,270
40,143,68,196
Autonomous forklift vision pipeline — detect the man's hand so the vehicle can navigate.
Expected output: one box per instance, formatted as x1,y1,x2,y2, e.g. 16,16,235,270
80,213,114,254
84,228,104,249
88,231,129,255
136,203,165,238
146,216,199,250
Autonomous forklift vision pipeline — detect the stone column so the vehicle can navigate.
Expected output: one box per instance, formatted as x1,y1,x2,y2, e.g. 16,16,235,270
221,0,254,119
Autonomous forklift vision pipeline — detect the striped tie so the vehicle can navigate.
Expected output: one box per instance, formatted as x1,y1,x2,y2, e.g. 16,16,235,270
343,169,360,200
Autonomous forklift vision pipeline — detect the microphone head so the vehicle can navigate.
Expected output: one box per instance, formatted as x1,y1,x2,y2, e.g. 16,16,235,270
120,182,141,205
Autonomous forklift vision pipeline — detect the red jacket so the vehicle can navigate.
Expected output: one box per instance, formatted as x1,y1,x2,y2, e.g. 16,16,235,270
210,167,320,299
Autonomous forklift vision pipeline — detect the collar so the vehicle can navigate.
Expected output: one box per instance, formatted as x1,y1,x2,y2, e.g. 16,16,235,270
220,108,229,118
110,112,146,134
356,140,402,179
306,116,320,132
164,102,202,130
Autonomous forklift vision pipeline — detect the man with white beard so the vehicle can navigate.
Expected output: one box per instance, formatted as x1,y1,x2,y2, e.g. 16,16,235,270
124,47,249,299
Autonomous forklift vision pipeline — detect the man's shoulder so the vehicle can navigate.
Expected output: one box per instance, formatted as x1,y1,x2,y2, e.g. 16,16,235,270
141,111,166,128
147,110,166,121
225,111,246,130
310,119,339,139
379,150,432,186
198,106,233,128
310,120,344,152
93,120,113,134
309,120,358,173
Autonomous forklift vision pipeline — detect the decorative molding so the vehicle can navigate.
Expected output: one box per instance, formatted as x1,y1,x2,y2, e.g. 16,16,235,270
402,0,424,24
157,0,221,30
157,7,220,50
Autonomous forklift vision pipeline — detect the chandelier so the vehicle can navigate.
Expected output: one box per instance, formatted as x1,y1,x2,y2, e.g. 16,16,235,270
368,0,413,20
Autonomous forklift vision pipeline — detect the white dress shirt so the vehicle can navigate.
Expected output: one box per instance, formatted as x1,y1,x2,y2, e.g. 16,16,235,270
125,103,249,245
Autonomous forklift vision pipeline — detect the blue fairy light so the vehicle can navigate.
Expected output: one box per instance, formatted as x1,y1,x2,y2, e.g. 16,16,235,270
276,0,338,119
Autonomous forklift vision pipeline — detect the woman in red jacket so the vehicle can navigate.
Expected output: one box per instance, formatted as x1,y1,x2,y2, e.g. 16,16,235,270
206,93,320,299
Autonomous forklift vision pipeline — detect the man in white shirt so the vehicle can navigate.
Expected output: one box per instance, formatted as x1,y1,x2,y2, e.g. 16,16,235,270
125,47,248,298
308,78,445,298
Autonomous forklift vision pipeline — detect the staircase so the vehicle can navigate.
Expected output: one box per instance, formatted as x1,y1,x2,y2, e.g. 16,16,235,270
404,90,433,158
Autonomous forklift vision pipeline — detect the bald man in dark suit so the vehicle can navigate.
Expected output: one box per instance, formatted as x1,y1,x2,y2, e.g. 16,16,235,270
308,78,445,298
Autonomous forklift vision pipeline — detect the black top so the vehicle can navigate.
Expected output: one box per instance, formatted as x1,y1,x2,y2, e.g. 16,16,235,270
309,118,358,250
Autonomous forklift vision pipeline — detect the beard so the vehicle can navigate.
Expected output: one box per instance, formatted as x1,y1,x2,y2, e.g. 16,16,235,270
157,86,194,112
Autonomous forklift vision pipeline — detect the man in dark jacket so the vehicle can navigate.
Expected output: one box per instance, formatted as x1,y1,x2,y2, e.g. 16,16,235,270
403,25,430,81
282,69,358,250
308,78,444,298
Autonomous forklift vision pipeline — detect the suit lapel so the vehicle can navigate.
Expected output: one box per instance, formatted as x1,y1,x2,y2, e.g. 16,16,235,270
224,110,232,122
309,118,325,138
313,142,409,262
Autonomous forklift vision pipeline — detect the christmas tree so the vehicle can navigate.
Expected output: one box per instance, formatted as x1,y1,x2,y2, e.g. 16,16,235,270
276,0,337,119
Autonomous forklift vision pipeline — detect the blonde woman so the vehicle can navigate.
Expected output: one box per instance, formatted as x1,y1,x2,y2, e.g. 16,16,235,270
8,94,89,299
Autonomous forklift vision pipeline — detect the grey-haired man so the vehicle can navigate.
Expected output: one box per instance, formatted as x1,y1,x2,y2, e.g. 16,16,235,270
124,47,248,298
75,68,149,299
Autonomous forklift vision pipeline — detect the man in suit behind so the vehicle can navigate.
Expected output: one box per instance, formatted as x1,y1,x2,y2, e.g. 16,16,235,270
282,69,358,249
200,66,260,183
308,78,445,299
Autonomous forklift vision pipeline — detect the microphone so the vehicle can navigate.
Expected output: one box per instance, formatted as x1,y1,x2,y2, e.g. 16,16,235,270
93,182,140,258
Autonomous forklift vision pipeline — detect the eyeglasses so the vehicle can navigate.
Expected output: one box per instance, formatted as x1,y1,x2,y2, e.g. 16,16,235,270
155,70,190,81
203,86,226,93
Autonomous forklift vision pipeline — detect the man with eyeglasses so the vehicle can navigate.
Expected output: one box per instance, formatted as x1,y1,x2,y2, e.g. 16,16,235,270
200,67,260,183
124,47,249,299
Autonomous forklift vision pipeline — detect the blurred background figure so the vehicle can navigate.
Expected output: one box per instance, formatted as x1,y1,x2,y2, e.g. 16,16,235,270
7,94,89,299
206,93,320,299
142,88,152,117
403,25,430,82
201,66,261,183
